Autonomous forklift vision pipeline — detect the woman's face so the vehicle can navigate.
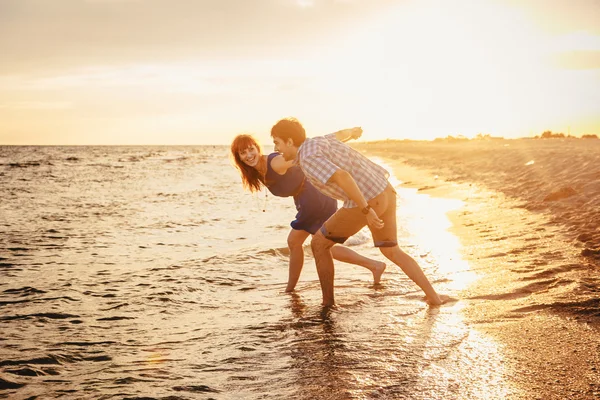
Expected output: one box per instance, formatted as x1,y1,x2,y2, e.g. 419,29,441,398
238,144,261,168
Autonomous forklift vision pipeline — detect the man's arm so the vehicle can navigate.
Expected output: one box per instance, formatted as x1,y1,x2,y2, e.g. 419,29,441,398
328,169,384,229
333,127,363,143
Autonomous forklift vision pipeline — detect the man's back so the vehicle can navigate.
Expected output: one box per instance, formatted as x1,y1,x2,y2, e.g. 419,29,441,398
298,134,389,208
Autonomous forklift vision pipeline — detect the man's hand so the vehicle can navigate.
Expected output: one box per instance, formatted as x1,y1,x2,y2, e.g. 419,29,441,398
336,127,363,142
365,207,384,230
349,127,363,140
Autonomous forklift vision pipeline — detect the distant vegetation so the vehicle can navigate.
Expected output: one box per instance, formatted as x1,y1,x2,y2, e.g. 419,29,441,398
432,131,599,142
434,133,504,142
534,130,598,139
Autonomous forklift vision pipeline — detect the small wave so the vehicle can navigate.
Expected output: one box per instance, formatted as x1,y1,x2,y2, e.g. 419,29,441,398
83,355,112,362
96,316,135,321
4,366,56,377
0,299,30,306
0,376,26,389
468,278,568,301
163,156,190,163
173,384,221,393
543,186,577,202
581,247,600,260
148,265,183,272
4,161,42,168
0,312,80,321
0,353,81,367
0,296,79,307
344,230,371,246
256,246,290,257
200,246,290,265
122,396,188,400
114,376,154,385
58,341,117,347
519,263,585,280
6,247,30,252
101,303,129,310
87,163,124,168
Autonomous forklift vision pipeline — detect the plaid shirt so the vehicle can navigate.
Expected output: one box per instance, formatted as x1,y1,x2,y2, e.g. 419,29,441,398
297,133,390,208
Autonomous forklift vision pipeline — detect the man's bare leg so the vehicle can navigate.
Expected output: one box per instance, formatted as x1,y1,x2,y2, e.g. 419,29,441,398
379,245,449,306
310,231,336,306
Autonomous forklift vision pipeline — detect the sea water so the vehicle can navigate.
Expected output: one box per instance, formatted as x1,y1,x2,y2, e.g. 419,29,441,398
0,145,533,399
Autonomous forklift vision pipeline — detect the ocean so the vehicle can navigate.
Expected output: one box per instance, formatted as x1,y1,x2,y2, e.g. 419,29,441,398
1,144,598,399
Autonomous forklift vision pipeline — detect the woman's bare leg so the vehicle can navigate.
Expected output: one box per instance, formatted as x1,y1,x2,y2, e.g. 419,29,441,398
286,229,311,292
330,244,386,285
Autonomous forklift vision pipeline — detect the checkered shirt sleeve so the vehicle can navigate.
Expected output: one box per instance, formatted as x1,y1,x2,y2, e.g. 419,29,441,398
300,135,339,185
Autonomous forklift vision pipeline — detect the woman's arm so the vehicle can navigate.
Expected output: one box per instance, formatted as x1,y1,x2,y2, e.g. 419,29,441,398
270,154,296,175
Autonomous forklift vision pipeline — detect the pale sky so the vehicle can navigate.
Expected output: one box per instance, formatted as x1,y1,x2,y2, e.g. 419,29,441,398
1,0,599,145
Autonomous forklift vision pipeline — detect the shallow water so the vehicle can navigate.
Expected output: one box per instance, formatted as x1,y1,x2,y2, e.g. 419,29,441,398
0,145,594,398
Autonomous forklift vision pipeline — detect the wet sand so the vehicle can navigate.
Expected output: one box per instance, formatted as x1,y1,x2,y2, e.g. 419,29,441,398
356,139,600,400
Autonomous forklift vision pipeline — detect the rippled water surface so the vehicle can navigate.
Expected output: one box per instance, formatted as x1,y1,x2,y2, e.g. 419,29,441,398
2,145,587,399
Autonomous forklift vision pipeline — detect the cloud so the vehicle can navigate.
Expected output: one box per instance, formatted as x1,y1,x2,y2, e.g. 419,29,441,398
83,0,140,2
295,0,315,7
0,101,73,110
551,51,600,70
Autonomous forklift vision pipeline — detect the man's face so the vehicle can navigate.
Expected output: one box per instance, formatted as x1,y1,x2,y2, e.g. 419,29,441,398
273,137,297,161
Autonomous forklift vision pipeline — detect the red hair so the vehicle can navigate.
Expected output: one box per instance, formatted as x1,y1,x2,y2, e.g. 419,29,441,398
230,134,264,193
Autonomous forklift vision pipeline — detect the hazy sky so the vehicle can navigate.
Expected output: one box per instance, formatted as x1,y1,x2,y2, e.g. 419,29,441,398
1,0,599,145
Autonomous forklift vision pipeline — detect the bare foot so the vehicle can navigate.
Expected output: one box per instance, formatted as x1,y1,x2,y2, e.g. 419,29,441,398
425,294,457,306
372,262,386,285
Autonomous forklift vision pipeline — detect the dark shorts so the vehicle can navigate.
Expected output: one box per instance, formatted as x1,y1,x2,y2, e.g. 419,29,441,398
319,184,398,247
290,180,337,235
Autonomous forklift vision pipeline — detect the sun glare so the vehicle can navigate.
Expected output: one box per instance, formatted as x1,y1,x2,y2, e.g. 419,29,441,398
304,0,599,141
372,158,477,291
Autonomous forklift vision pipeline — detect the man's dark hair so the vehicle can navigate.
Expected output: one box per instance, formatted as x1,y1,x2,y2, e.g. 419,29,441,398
270,117,306,147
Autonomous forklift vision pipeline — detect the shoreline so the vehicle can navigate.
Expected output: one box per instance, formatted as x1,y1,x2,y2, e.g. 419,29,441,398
354,139,600,265
359,144,600,399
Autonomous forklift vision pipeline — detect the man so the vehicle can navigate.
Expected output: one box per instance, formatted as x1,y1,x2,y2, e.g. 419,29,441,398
271,117,449,307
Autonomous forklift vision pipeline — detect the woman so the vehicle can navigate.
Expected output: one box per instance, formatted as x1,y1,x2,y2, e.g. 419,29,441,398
231,132,386,292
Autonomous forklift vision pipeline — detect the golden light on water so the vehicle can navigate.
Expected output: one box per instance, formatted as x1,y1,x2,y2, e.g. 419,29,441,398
145,351,166,365
374,158,478,291
364,158,517,398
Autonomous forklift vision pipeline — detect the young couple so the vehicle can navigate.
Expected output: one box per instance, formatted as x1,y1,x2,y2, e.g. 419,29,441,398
231,118,450,307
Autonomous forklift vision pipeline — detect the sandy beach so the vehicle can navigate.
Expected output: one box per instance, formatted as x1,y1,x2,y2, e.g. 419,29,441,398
355,138,600,399
354,138,600,263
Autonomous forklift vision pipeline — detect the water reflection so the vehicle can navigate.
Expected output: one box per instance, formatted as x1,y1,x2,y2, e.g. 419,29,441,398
282,292,515,399
275,159,517,399
285,293,353,399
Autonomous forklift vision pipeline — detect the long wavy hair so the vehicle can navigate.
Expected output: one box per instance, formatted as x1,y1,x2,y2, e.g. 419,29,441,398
230,134,264,193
